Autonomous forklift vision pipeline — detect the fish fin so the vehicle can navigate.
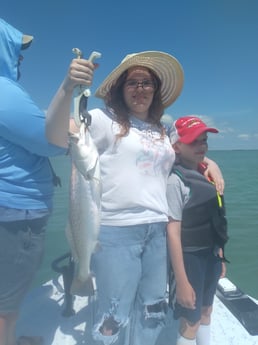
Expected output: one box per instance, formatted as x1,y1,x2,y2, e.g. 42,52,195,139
65,224,79,263
70,275,95,296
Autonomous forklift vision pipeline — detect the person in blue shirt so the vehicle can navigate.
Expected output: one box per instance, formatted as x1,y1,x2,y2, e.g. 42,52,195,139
0,18,65,345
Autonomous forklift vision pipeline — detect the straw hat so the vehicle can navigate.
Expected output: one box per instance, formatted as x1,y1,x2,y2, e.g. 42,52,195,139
95,51,184,108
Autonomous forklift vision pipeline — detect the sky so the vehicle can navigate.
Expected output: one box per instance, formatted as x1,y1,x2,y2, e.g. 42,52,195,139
2,0,258,150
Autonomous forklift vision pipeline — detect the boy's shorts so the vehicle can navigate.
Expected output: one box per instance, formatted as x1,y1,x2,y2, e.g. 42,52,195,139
0,217,47,314
173,248,222,323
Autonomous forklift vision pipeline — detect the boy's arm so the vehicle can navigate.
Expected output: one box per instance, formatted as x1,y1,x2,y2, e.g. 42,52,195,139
167,219,196,309
218,248,227,278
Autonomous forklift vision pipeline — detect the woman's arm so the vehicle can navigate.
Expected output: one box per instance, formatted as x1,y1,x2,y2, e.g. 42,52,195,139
167,219,196,309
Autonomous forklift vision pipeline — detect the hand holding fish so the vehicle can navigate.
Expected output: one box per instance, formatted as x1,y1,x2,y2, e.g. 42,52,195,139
62,53,98,93
46,50,100,147
72,50,102,127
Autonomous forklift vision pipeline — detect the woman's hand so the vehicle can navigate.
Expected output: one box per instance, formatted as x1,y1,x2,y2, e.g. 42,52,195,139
46,58,98,147
62,58,97,93
203,158,225,194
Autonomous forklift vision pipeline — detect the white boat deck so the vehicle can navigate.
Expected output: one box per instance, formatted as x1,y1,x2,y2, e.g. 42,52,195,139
16,277,258,345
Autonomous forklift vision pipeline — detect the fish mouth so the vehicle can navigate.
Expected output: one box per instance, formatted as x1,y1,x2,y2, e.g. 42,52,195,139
78,94,92,125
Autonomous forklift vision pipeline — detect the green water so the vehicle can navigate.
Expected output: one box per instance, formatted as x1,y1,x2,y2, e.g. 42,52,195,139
35,150,258,299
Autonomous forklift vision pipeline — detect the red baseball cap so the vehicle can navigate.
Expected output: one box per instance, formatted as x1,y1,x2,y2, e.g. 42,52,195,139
170,116,218,144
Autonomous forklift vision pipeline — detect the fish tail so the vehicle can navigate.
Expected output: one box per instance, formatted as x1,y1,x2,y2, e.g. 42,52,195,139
70,275,95,297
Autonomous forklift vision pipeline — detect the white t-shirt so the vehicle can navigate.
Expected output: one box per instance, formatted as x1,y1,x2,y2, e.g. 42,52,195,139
88,108,175,226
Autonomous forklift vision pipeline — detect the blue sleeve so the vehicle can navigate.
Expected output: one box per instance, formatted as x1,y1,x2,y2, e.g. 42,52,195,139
0,78,66,157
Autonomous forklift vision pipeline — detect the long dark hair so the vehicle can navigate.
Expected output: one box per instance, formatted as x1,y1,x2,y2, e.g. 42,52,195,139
104,68,166,138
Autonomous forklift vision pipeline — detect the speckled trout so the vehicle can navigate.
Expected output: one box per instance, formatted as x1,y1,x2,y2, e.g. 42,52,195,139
66,123,101,296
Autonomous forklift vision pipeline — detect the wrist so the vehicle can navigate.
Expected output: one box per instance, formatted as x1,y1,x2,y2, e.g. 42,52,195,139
62,77,76,94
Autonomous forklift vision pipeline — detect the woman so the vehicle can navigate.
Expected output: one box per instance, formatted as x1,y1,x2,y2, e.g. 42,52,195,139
46,51,223,345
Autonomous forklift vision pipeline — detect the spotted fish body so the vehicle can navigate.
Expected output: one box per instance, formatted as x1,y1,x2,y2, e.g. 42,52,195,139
66,124,101,295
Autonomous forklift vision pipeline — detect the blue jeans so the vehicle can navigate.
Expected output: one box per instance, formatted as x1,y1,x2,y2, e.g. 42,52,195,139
91,222,168,345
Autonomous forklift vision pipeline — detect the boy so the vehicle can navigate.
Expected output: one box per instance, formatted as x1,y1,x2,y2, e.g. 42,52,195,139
167,116,228,345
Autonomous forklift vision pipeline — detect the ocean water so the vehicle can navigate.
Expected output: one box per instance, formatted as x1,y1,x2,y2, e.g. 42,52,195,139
35,150,258,299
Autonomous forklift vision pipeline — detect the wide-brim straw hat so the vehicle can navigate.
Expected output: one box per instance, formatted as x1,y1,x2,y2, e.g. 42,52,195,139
95,51,184,108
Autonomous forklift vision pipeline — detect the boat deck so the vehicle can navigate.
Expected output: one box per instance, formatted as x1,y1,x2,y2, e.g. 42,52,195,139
16,277,258,345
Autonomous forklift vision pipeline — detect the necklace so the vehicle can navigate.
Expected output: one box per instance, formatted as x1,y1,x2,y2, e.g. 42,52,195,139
129,115,160,133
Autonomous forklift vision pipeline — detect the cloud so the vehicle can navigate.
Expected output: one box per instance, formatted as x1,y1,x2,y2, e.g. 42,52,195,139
218,126,235,134
161,114,174,126
238,134,250,140
239,133,258,141
212,108,254,117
